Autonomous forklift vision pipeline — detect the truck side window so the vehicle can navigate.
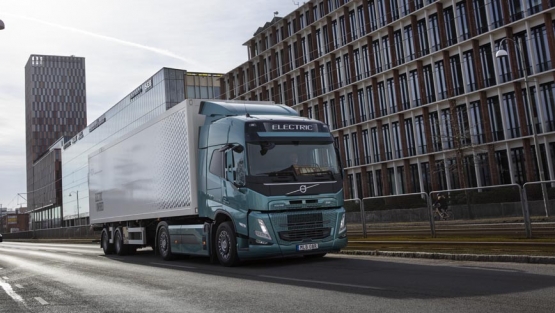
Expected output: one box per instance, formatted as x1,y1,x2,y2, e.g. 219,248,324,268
209,150,224,177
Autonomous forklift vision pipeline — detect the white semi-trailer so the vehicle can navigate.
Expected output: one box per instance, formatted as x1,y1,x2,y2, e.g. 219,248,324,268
89,99,347,266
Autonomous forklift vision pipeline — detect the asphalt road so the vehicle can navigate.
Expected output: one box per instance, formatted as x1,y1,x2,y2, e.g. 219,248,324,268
1,242,555,313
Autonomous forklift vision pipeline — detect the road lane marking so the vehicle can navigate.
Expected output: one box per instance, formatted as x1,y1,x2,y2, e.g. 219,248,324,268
2,276,8,280
35,297,49,305
15,284,23,289
0,277,26,305
259,275,386,290
150,262,196,269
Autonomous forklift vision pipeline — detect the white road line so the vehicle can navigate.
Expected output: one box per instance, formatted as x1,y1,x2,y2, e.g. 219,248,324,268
150,262,196,269
0,277,26,305
259,275,386,290
15,284,23,289
2,276,8,280
35,297,49,305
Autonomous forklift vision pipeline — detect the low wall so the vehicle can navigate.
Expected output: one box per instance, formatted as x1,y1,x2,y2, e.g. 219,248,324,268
2,225,100,240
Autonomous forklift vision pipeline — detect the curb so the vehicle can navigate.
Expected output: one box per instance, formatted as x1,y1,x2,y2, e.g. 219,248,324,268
336,250,555,265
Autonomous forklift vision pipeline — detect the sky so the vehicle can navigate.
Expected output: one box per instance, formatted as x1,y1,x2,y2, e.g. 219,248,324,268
0,0,299,210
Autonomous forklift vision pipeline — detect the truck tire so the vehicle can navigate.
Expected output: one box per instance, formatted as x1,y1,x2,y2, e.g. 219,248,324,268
215,222,240,267
114,228,128,256
157,226,175,261
101,229,114,255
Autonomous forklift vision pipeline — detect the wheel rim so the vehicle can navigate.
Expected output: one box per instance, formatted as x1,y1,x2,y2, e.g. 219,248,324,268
218,230,231,261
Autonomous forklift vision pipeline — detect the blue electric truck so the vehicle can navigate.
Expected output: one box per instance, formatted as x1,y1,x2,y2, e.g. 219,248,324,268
89,99,347,266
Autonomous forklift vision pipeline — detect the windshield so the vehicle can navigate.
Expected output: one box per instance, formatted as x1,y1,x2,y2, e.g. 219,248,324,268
247,142,340,177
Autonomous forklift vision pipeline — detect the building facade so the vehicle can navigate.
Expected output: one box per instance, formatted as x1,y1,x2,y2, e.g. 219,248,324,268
25,55,87,212
59,68,221,227
220,0,555,200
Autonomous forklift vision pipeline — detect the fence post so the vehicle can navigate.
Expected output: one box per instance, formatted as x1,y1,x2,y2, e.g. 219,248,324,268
360,198,367,238
427,192,436,238
521,184,533,238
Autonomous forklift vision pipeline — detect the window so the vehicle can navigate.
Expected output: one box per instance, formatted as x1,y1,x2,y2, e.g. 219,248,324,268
456,1,470,41
503,92,521,139
392,122,402,158
479,43,496,88
357,5,366,37
340,95,348,127
343,54,351,85
367,170,376,196
394,30,404,66
399,74,410,110
404,25,415,61
358,89,367,121
387,78,397,114
430,111,442,152
339,16,347,46
349,10,358,41
508,0,524,22
423,65,436,104
352,132,360,166
371,127,381,162
415,115,427,154
368,1,378,31
405,118,416,156
362,129,371,164
344,134,351,167
372,40,382,73
511,147,527,185
383,124,392,160
456,105,471,146
362,45,370,78
440,108,454,149
487,96,505,141
428,14,441,52
417,19,430,57
539,82,555,132
472,0,488,34
435,61,447,100
377,82,387,116
353,49,361,81
444,6,457,46
336,57,343,88
495,38,512,83
469,101,485,144
382,36,392,70
531,25,552,73
488,0,504,29
347,93,356,125
377,0,387,27
409,70,421,107
463,50,477,92
366,85,376,120
209,150,224,177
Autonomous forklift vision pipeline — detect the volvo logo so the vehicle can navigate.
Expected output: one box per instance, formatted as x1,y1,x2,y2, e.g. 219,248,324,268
286,184,320,195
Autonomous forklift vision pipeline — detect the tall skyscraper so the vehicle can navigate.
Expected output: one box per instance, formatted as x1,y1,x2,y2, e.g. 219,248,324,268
25,54,87,212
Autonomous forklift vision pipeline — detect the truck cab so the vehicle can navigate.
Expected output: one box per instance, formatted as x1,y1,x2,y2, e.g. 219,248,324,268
198,101,347,265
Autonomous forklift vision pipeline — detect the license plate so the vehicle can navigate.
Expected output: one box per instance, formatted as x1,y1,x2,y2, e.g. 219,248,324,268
297,243,319,251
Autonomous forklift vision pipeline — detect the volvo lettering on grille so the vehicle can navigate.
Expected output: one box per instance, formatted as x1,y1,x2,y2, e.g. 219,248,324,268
286,184,320,195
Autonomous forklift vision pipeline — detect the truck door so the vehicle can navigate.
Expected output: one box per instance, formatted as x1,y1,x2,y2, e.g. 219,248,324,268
206,148,224,213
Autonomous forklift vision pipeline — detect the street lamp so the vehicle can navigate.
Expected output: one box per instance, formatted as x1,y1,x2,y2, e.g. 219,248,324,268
69,191,80,226
496,37,549,217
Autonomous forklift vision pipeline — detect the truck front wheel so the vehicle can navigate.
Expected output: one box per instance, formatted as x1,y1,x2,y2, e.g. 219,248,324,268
215,222,239,267
157,225,175,261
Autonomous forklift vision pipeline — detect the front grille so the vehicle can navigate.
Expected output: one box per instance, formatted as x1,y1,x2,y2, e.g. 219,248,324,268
269,211,337,244
279,228,331,241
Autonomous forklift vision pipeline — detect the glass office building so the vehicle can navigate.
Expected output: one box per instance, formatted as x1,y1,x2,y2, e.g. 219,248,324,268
61,68,221,226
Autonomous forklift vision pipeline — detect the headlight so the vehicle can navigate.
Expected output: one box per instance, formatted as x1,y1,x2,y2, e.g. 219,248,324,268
255,218,272,240
339,214,346,233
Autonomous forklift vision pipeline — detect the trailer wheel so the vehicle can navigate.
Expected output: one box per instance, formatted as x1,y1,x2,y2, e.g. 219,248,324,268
114,228,128,256
157,226,175,261
215,222,239,267
101,229,114,255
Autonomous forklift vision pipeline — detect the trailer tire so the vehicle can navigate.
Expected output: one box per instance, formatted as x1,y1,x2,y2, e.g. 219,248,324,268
114,228,128,256
215,222,240,267
157,226,175,261
101,229,114,255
